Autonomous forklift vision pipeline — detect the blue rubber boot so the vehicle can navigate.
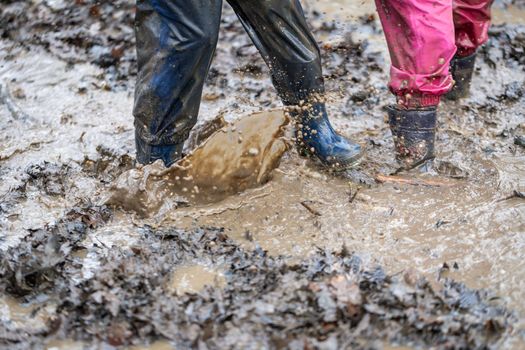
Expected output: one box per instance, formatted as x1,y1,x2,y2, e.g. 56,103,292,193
135,132,183,167
295,103,363,169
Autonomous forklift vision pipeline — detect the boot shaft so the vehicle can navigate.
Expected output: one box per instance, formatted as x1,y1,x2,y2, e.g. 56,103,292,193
388,106,437,169
446,53,476,100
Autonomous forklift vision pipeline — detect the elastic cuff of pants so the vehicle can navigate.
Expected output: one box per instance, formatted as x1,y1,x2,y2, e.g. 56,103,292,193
396,94,440,108
456,47,477,58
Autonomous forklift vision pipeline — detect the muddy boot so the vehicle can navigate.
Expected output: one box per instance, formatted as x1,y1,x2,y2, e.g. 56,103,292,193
135,133,184,167
295,103,363,169
388,106,437,170
445,52,476,100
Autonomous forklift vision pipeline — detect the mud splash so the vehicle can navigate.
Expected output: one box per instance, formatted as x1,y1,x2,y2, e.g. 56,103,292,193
108,110,289,216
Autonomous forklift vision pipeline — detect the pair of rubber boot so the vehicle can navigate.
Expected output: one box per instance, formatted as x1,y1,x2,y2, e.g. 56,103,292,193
136,102,363,169
388,52,477,170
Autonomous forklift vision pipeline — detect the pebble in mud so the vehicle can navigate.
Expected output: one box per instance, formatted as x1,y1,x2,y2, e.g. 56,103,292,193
248,147,259,156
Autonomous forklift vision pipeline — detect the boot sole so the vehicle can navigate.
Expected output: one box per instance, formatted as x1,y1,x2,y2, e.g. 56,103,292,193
298,145,365,171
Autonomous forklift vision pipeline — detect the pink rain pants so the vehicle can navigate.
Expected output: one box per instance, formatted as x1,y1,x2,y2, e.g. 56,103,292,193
375,0,493,108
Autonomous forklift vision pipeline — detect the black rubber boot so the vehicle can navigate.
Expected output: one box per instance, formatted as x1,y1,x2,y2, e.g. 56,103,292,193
135,132,184,167
445,52,476,101
388,106,437,170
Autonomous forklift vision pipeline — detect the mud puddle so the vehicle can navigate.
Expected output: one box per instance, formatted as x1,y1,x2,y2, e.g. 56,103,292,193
305,0,375,19
45,339,175,350
0,0,524,348
0,296,56,336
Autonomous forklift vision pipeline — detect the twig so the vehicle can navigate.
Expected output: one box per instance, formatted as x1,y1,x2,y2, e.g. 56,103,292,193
435,219,451,228
375,174,454,187
497,190,525,202
94,237,111,250
300,201,322,216
348,188,360,203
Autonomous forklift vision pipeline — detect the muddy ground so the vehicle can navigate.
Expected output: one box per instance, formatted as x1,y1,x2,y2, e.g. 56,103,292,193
0,0,524,349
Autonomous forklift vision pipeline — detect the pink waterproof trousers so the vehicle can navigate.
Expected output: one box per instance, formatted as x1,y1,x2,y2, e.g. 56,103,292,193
375,0,493,108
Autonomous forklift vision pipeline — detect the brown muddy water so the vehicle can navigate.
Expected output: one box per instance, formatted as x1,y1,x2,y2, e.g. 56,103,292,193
167,264,226,295
0,0,524,349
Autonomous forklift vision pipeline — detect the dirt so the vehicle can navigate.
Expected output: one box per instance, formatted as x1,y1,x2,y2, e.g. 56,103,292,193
0,0,524,349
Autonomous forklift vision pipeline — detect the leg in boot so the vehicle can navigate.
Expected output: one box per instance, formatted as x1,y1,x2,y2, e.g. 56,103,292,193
446,0,494,99
453,0,494,57
295,102,363,168
388,106,437,169
445,52,477,100
227,0,362,169
374,0,456,169
133,0,222,166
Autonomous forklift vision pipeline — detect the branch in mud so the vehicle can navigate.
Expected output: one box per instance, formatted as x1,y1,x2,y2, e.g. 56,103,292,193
375,174,455,187
301,200,322,216
497,190,525,202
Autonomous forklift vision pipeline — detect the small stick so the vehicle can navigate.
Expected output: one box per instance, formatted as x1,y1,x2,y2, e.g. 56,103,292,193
300,201,322,216
497,190,525,202
375,174,453,187
348,188,360,203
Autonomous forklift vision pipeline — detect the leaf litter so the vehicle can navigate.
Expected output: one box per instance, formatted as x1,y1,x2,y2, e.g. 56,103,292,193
0,217,515,349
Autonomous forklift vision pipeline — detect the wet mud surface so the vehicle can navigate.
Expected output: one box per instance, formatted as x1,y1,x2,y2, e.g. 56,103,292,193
1,0,524,349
